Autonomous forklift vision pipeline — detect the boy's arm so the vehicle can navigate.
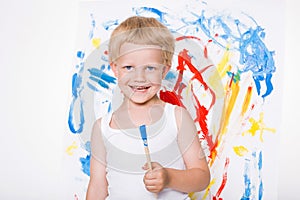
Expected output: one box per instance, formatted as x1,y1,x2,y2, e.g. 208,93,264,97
169,106,210,192
86,119,108,200
86,156,108,200
144,106,210,193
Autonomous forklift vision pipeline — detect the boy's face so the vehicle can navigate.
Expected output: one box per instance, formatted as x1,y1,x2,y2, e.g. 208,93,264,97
111,43,170,105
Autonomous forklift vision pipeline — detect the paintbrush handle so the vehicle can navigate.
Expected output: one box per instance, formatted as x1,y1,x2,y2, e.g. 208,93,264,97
144,146,152,170
144,146,158,199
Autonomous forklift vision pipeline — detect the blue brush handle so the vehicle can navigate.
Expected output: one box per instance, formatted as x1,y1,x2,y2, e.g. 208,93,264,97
139,125,148,147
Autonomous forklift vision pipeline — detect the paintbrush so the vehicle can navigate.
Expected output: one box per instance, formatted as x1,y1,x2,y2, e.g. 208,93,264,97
139,125,152,171
139,125,158,199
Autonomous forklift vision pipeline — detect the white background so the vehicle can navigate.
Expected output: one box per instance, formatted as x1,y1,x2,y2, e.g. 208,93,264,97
0,0,299,199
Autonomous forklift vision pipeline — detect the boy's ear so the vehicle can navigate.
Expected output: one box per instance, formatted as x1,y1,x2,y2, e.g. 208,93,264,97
110,62,118,77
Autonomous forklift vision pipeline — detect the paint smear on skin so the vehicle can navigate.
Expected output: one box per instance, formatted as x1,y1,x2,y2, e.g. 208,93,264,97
66,141,78,156
243,112,276,142
233,146,249,157
213,157,230,200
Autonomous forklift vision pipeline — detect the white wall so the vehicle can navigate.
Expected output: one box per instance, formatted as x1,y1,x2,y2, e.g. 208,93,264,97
0,0,298,199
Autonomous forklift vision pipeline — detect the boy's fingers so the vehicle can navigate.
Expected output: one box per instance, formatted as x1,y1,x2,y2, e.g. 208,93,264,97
145,170,156,179
142,163,148,170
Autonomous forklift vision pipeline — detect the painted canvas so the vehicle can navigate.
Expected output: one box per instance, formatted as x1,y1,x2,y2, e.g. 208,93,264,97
64,0,284,199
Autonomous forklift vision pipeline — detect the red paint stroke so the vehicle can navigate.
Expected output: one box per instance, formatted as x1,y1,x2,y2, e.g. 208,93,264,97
213,157,230,200
228,73,234,88
176,35,210,58
160,46,216,144
161,36,221,161
160,90,185,107
191,83,208,136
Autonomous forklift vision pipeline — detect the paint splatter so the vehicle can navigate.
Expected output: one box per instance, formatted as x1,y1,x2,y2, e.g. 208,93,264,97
212,157,230,200
66,141,78,156
243,112,276,142
79,141,91,176
233,146,249,157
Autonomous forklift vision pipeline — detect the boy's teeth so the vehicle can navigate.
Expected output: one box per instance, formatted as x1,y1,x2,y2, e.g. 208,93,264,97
133,86,149,90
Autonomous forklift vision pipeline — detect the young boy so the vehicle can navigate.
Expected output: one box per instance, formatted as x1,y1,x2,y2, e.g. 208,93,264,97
86,16,210,200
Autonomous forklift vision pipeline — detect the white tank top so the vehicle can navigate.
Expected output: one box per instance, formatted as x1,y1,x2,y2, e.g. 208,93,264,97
101,103,190,200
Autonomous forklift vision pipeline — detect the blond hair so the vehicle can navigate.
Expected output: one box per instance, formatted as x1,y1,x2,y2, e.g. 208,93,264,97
108,16,175,66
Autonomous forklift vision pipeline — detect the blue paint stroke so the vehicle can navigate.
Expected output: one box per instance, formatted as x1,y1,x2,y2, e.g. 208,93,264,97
88,68,116,84
68,98,85,134
87,81,100,92
238,26,275,99
102,19,119,30
77,51,85,59
258,151,263,200
168,8,276,99
108,102,112,113
68,72,85,134
88,67,116,91
133,7,167,24
165,71,177,80
89,14,96,39
227,70,241,83
241,158,251,200
80,141,91,176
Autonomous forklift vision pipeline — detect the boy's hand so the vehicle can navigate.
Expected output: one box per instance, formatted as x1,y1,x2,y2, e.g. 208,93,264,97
142,162,170,193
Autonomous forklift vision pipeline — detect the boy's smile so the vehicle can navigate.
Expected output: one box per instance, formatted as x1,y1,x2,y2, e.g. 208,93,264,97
111,43,170,105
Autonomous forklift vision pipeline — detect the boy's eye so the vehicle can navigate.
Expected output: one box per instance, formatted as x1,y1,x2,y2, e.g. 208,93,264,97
123,66,133,71
146,66,155,71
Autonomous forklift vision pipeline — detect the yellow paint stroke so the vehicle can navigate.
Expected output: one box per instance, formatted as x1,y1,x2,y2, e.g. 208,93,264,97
201,178,216,200
216,47,231,77
233,145,249,157
224,79,240,129
209,73,240,167
209,48,231,98
219,77,240,140
92,38,101,48
66,141,78,156
242,112,276,142
241,85,253,116
188,192,198,200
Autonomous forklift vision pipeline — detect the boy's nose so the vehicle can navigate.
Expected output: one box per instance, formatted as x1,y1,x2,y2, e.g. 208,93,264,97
133,68,146,82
